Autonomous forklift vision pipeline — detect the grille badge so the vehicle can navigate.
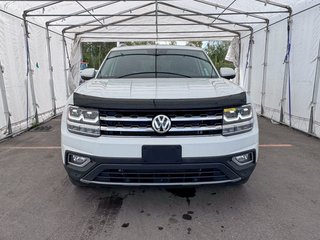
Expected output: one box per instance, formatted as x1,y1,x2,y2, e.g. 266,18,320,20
152,115,171,134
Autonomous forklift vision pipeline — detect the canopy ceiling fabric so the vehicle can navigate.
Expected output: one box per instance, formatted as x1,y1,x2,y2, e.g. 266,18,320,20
0,0,315,41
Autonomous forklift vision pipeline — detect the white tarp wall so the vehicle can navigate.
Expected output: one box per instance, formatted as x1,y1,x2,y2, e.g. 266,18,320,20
240,3,320,137
0,10,71,140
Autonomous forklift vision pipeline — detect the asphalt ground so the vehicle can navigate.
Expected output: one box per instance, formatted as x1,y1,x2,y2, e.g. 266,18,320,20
0,116,319,240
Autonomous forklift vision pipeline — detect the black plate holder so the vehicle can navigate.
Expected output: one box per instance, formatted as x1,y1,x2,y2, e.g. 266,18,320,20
142,145,182,164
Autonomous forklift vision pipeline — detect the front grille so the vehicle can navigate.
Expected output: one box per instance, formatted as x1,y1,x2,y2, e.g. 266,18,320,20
93,168,229,184
99,109,223,136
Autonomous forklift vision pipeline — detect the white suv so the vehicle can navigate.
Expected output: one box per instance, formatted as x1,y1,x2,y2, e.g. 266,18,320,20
61,45,259,187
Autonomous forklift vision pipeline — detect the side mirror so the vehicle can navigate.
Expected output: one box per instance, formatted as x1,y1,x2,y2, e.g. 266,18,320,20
80,68,96,81
220,67,236,80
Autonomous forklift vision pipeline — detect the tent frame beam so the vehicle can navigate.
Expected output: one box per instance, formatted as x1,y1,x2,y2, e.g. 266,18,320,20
279,3,293,125
159,2,253,32
47,1,117,25
158,11,240,37
66,30,249,34
74,10,157,36
78,36,238,40
75,1,106,28
210,0,237,24
24,1,63,15
255,0,292,14
155,0,159,41
73,8,245,38
51,21,266,27
45,23,57,116
190,0,269,23
62,33,70,98
260,23,270,115
22,12,39,126
62,2,154,33
27,11,288,17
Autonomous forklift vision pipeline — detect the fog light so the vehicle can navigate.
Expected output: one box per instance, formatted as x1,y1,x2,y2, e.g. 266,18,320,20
232,153,253,165
68,154,91,167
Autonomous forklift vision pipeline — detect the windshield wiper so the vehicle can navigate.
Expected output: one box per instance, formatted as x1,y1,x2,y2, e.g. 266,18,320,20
117,72,192,78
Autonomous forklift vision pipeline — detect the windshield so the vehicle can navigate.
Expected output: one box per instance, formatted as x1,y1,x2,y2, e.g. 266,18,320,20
97,48,218,79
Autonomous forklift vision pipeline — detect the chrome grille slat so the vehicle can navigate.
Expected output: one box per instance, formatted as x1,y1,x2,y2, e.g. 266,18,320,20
99,108,223,136
170,126,222,132
101,115,221,122
101,126,154,132
100,116,152,122
101,125,222,133
171,116,222,121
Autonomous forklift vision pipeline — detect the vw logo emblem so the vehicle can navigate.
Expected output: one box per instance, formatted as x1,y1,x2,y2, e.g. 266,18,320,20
152,115,171,134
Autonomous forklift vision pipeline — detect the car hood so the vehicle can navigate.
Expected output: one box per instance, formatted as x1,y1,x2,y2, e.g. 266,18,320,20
75,78,244,99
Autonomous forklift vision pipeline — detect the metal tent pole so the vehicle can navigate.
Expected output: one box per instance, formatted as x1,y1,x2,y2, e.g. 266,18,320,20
62,2,154,33
47,1,117,25
260,22,270,115
280,16,293,125
210,0,237,24
308,40,320,134
159,2,253,32
257,0,293,125
24,1,62,14
45,23,57,116
23,13,39,126
27,11,288,17
236,37,241,85
157,11,240,37
62,32,70,98
194,0,269,23
0,60,12,135
155,0,159,43
75,11,157,36
246,33,254,94
157,2,252,87
66,30,249,34
255,0,292,12
53,22,265,27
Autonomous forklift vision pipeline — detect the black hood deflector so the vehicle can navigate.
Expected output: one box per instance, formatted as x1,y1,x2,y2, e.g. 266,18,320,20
73,92,247,110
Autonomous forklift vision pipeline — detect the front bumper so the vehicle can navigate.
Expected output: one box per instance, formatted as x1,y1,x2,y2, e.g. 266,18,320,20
65,150,256,186
61,105,259,186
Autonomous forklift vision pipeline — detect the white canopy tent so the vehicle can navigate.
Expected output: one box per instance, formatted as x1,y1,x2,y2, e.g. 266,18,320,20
0,0,319,140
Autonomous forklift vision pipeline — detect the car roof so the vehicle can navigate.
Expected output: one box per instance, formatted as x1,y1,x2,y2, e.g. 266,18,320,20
111,44,204,52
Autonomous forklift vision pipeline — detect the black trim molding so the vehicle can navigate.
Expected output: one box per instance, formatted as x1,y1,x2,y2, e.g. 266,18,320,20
73,92,247,110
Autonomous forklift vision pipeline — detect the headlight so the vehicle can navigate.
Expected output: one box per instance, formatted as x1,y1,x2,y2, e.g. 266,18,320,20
67,106,100,137
222,104,253,136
